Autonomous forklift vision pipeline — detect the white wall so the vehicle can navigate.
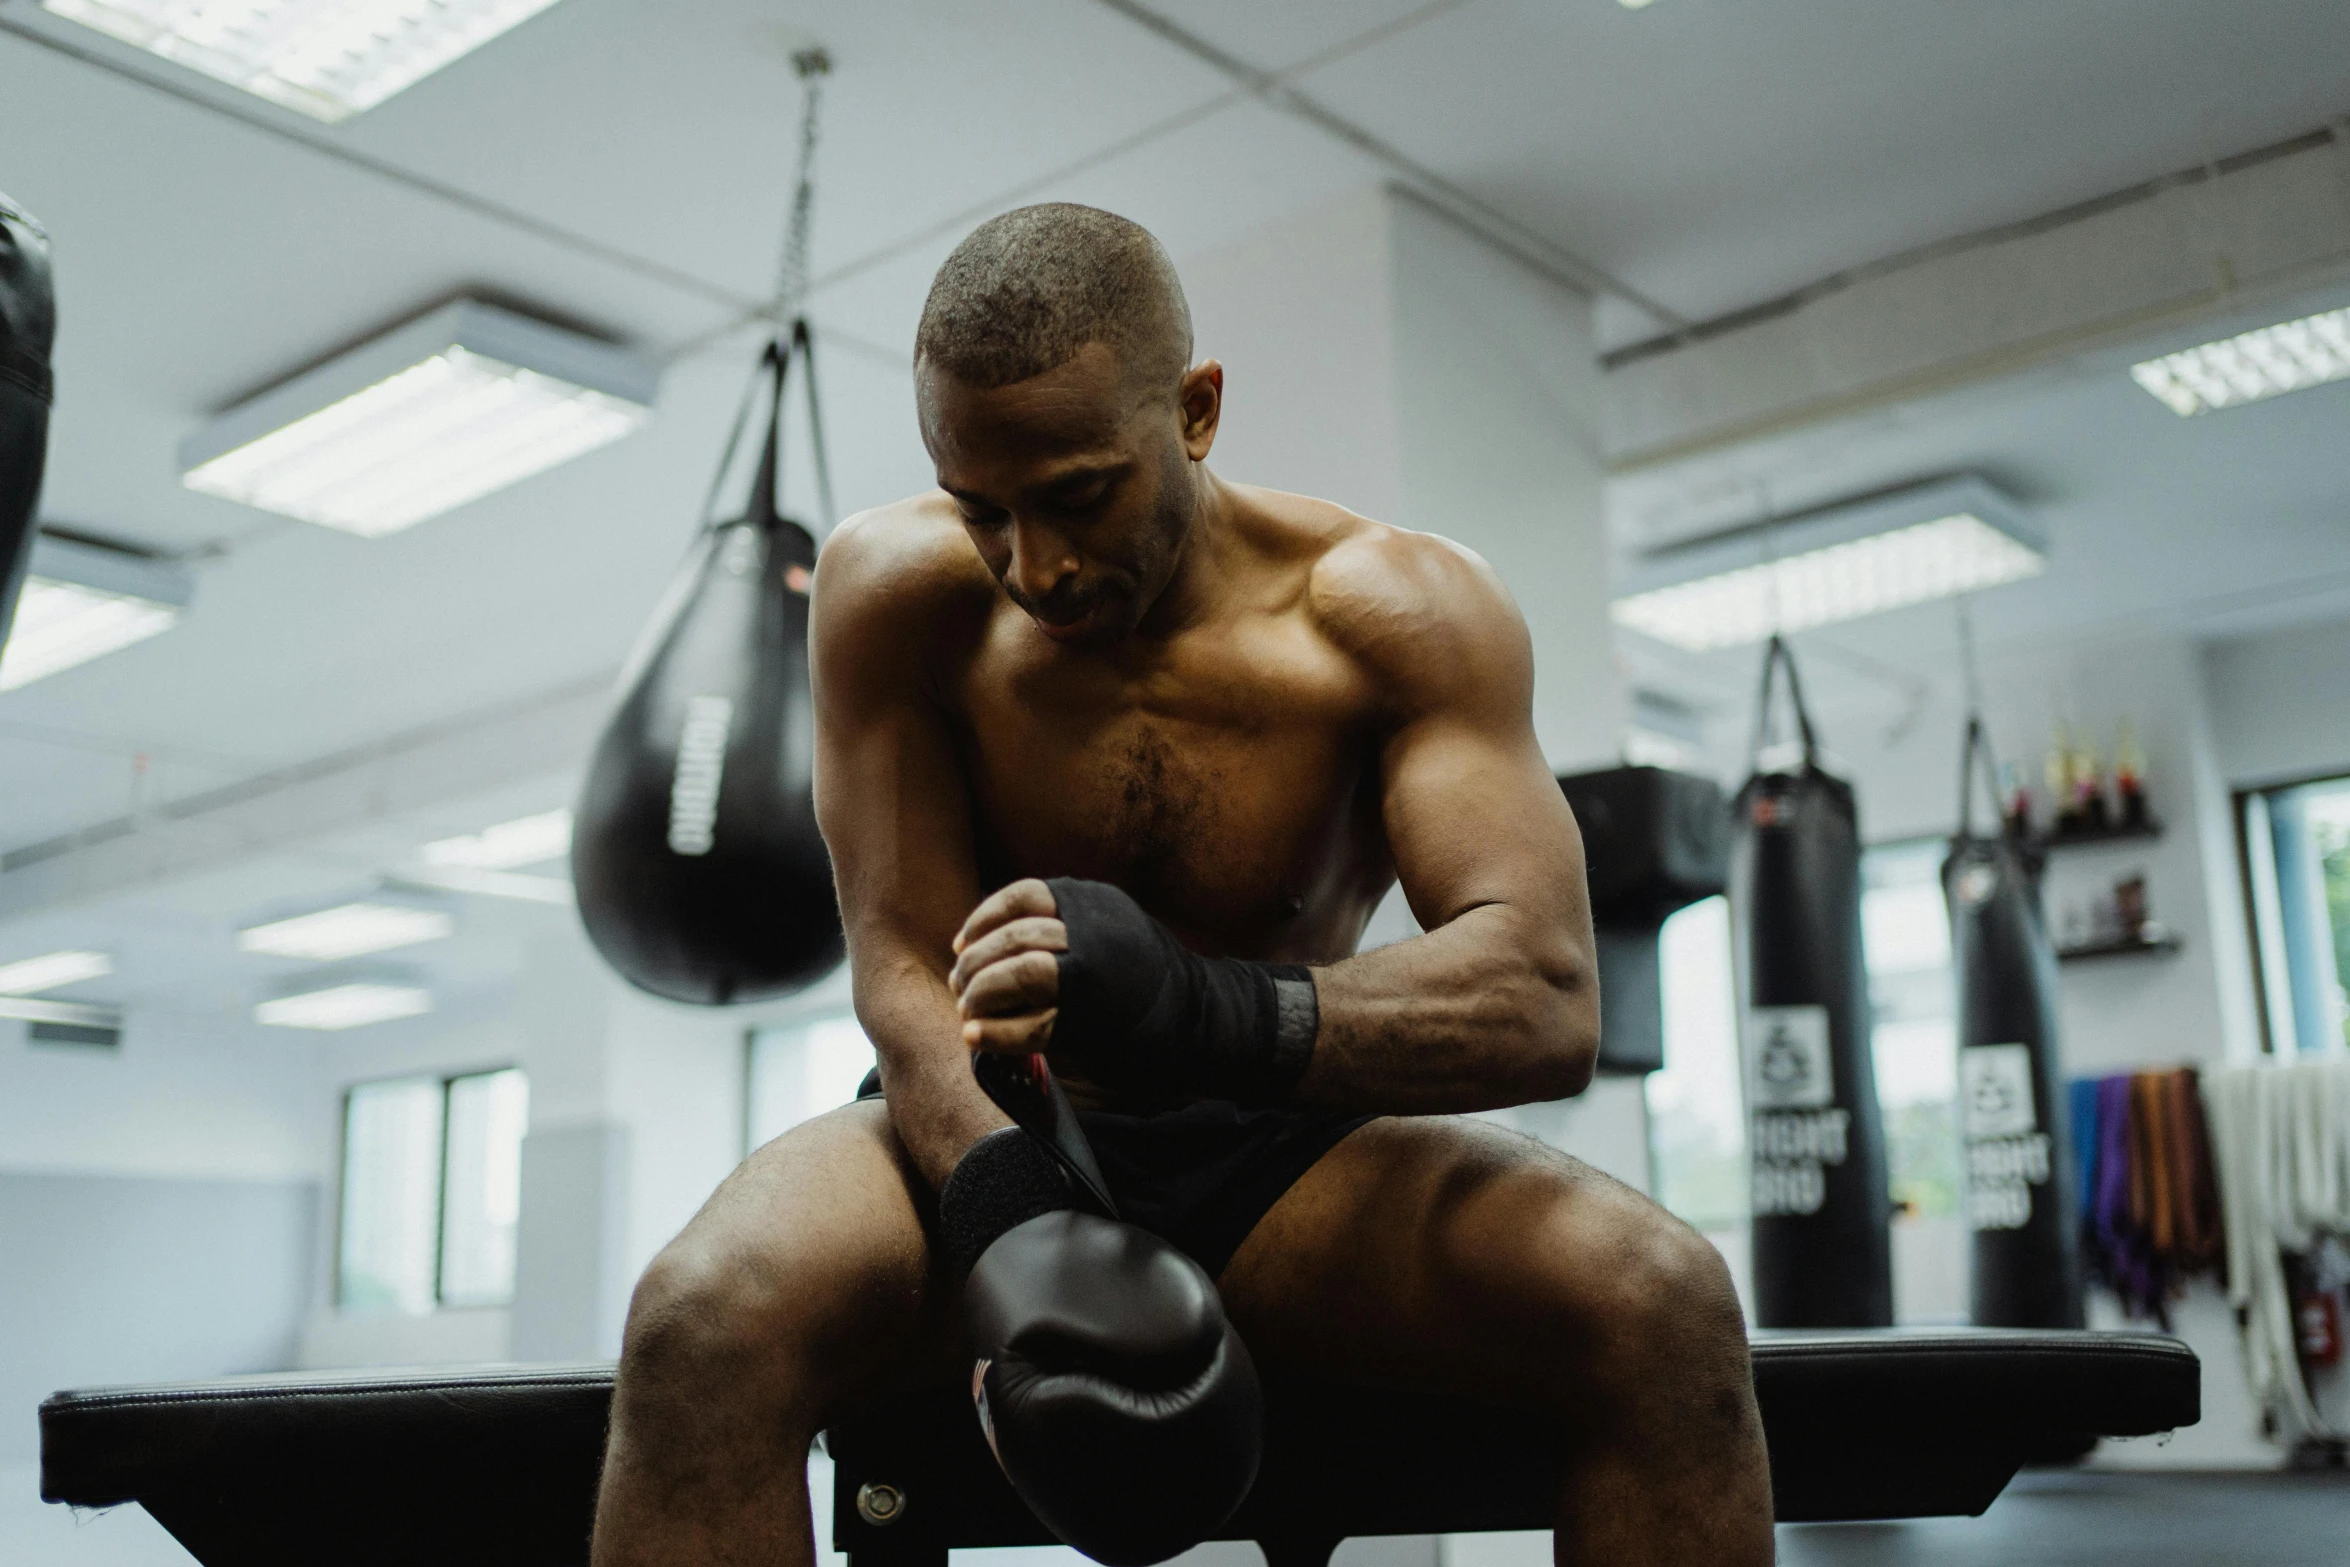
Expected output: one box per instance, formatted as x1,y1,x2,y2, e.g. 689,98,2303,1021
1183,187,1405,527
2203,613,2350,788
1387,191,1623,773
0,1011,325,1182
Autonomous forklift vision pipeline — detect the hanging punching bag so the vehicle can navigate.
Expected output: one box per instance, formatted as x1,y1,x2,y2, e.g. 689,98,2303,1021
0,190,55,654
572,326,844,1003
1730,637,1894,1328
1946,717,2086,1328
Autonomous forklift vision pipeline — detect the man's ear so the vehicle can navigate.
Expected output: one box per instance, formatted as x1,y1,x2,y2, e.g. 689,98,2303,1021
1177,359,1223,462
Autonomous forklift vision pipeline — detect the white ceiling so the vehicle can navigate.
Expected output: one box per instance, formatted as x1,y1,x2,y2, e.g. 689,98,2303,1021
1,0,2346,1016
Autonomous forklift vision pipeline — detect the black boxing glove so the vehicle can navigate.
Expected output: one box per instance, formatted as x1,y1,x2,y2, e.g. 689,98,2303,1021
1044,877,1318,1106
963,1209,1264,1566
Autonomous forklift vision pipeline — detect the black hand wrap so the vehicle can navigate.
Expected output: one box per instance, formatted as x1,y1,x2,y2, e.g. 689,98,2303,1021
1045,877,1318,1106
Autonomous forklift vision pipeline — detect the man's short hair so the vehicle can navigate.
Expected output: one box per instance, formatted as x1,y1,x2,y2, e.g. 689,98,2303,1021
915,204,1192,397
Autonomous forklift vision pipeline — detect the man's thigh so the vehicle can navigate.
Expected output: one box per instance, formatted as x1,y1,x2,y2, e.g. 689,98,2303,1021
1217,1114,1724,1407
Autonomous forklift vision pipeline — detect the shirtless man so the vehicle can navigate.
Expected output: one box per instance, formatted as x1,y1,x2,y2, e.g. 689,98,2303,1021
591,204,1772,1567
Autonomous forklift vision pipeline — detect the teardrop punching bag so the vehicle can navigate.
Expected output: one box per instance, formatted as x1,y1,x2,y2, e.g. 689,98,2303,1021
1946,717,2086,1328
572,324,845,1003
0,190,55,654
1730,637,1894,1327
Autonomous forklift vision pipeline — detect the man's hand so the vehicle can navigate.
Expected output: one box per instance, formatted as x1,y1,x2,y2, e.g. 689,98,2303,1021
956,878,1318,1106
949,878,1066,1053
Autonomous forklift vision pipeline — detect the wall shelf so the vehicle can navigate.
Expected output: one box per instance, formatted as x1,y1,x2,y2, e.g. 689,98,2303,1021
2056,930,2185,964
2035,819,2162,851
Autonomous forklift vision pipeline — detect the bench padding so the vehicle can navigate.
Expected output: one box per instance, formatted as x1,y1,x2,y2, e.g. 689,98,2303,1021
40,1328,2196,1567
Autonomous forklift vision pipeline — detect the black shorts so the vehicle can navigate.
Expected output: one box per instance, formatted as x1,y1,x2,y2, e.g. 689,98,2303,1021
860,1073,1370,1281
1072,1101,1375,1280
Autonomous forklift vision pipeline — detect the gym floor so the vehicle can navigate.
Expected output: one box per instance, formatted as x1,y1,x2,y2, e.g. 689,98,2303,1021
1774,1470,2350,1566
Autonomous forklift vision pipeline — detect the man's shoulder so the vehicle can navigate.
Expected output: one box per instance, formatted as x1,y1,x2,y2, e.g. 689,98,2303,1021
1230,490,1529,716
813,491,994,622
1294,512,1519,660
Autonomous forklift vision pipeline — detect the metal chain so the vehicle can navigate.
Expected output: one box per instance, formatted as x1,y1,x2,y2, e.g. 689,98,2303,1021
698,49,831,533
771,48,830,328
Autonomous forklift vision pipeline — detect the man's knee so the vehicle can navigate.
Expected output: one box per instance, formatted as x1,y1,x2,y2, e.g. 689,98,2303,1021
1562,1199,1748,1407
615,1108,931,1424
619,1237,809,1414
1510,1181,1744,1387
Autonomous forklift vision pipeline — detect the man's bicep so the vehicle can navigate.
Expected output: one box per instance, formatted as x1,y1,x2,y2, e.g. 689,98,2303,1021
810,553,983,986
1380,705,1586,936
1352,541,1586,938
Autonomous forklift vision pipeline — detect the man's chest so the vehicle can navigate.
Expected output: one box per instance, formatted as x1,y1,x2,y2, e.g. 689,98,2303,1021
951,621,1381,943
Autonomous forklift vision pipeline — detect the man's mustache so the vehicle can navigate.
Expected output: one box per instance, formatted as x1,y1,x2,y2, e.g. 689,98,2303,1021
1011,583,1109,626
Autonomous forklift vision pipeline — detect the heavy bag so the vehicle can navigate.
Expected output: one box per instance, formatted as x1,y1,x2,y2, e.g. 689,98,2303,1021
1946,717,2086,1328
572,326,843,1002
1558,765,1729,1076
0,189,55,655
1729,636,1893,1328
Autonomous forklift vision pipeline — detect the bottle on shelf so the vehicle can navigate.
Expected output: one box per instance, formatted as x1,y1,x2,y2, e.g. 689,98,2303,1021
2001,759,2032,840
2048,723,2084,833
2114,719,2150,830
2074,728,2110,831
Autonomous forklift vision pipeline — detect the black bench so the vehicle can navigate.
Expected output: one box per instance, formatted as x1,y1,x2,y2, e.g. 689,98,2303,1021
40,1328,2197,1567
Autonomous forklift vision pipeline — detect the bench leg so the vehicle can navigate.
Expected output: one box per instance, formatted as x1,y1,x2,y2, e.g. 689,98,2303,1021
1260,1533,1344,1567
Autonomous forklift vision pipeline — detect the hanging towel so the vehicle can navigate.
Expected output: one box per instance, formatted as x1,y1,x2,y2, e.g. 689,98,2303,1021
2204,1057,2350,1447
2075,1067,2225,1326
2070,1078,2102,1227
2166,1068,2223,1273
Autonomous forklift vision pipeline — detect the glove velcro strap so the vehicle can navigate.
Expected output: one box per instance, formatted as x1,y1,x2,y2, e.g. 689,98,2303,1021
937,1126,1072,1282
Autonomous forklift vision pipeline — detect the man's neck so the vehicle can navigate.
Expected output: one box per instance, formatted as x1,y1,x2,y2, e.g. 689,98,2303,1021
1136,467,1241,642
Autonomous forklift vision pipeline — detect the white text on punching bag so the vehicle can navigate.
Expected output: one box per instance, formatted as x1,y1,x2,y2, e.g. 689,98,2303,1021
1750,1108,1852,1216
668,695,735,856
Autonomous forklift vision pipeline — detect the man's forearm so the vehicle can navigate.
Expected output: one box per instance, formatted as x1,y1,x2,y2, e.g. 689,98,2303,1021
852,948,1009,1188
1294,904,1597,1114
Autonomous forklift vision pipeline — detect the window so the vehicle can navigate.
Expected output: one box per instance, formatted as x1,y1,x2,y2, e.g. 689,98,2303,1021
2243,774,2350,1055
747,1014,877,1151
337,1067,529,1314
1646,896,1744,1229
1646,841,1965,1230
1862,839,1962,1219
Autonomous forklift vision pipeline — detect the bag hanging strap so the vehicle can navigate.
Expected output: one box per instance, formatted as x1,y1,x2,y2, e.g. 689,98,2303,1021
1955,713,2026,854
1746,633,1821,773
693,319,836,536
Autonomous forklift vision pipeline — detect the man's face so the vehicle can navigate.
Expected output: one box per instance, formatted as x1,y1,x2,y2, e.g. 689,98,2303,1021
918,341,1204,647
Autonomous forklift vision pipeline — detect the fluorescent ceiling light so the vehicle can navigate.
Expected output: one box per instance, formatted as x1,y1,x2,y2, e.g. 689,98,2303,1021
43,0,569,123
0,995,121,1027
239,901,453,961
181,299,656,537
0,949,113,995
2130,304,2350,416
0,534,194,691
403,866,574,904
256,982,432,1030
1612,476,2046,653
424,807,571,870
